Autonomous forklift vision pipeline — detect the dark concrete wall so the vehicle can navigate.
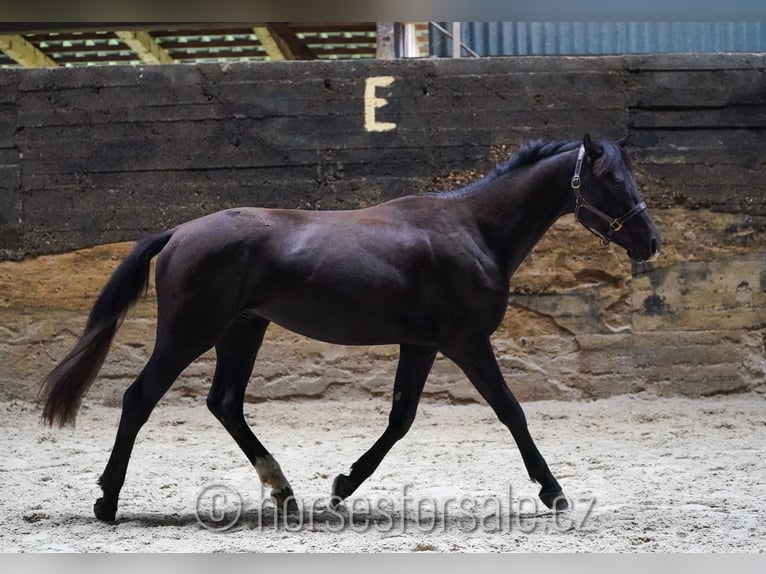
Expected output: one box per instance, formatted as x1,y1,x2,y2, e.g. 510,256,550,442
2,54,765,260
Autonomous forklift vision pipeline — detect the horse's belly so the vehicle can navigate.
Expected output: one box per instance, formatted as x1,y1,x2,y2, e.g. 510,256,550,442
247,299,436,347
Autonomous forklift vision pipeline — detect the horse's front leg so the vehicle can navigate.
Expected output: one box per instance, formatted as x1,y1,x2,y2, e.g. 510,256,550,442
441,336,568,511
331,344,437,505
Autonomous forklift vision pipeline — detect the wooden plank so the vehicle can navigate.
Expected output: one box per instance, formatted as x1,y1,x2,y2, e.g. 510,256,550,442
289,23,376,33
34,44,139,54
13,57,614,92
628,70,766,107
15,70,624,115
17,92,625,131
628,128,766,155
19,138,494,177
0,164,20,228
0,24,260,35
0,35,57,68
299,46,375,56
114,30,174,64
625,52,766,72
150,27,256,39
295,36,376,46
15,103,624,161
253,23,316,61
20,175,422,233
24,31,119,43
50,54,140,64
3,53,766,259
629,105,766,129
0,71,18,148
17,62,206,91
0,105,17,148
155,39,260,50
166,48,266,60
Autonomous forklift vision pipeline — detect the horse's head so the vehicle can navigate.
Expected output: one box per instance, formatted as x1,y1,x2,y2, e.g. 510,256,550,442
571,134,661,263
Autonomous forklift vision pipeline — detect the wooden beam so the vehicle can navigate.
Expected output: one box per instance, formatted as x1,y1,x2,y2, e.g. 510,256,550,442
253,23,316,60
0,35,57,67
0,23,254,35
115,30,173,64
288,23,376,33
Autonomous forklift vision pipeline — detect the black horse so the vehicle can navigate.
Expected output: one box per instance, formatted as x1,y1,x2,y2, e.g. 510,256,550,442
41,135,660,522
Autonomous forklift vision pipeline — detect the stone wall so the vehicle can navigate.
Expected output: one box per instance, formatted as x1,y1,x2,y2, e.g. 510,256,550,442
1,54,765,405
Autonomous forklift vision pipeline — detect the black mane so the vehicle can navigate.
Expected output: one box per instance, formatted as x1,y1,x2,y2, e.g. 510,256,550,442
495,139,581,177
442,139,581,198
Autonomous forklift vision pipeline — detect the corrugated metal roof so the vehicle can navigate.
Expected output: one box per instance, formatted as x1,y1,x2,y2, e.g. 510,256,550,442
431,22,766,56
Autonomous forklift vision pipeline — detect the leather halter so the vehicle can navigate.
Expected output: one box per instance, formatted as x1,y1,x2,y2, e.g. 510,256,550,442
570,145,647,247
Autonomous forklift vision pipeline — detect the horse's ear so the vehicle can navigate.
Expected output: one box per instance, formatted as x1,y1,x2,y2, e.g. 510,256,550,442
583,134,603,159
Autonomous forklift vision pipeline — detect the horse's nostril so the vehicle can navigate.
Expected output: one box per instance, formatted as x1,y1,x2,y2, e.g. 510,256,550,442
650,237,659,255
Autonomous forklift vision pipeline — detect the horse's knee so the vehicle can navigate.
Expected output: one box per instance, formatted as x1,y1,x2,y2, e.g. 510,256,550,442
206,393,224,420
118,379,155,429
121,383,142,409
206,393,242,427
497,406,528,432
389,425,410,442
388,408,417,441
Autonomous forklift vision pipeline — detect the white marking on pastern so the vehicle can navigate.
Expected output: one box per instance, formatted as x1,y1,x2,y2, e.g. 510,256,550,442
254,455,291,491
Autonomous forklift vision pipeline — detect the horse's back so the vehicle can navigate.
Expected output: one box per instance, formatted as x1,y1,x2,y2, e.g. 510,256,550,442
151,197,506,345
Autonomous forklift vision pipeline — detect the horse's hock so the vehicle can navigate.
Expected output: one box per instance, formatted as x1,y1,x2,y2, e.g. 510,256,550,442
1,54,765,405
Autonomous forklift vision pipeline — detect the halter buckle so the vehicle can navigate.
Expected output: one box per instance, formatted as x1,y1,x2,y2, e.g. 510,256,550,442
571,175,581,190
610,220,623,232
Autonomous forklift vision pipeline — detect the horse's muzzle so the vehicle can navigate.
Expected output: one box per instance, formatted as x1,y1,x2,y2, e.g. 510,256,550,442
628,232,661,263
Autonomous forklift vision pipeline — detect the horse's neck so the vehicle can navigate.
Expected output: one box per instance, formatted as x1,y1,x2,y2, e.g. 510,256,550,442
466,150,576,276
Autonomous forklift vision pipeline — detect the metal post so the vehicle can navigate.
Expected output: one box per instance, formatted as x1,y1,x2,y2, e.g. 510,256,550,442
402,22,418,58
376,22,396,59
451,21,461,58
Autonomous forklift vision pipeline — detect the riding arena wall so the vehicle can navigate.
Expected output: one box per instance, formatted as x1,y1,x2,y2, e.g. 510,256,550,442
1,54,765,406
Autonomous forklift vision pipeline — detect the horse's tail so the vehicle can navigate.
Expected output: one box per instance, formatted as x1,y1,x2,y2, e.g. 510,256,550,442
40,232,174,427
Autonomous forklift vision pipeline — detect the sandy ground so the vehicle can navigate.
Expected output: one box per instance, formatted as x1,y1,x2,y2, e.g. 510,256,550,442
1,392,765,552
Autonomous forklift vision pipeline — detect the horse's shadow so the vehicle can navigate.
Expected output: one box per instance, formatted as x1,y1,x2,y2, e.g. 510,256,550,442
54,504,562,533
54,511,202,529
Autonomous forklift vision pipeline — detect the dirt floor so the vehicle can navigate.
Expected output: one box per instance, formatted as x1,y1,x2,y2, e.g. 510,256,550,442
1,392,764,552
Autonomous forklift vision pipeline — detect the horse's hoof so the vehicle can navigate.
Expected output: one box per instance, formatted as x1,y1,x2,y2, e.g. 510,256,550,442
331,473,355,506
93,497,117,522
272,486,299,515
539,488,569,511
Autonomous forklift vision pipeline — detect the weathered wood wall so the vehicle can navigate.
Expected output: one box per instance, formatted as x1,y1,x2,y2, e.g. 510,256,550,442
1,54,765,405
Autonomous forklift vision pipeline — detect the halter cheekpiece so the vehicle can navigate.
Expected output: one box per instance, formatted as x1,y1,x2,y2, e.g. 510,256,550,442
571,144,647,247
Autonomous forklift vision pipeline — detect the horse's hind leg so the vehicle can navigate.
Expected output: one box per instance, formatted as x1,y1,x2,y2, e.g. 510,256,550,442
332,344,437,504
95,341,202,521
205,316,296,511
441,336,567,511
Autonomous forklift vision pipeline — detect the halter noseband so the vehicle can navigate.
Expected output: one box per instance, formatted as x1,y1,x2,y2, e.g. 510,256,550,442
571,144,647,247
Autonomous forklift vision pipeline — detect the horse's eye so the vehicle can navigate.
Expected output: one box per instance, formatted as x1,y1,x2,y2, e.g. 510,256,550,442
610,180,624,192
